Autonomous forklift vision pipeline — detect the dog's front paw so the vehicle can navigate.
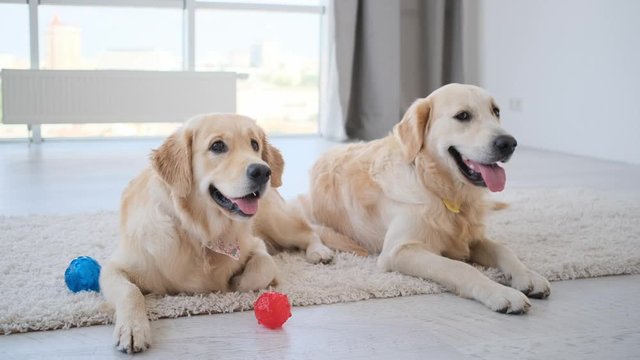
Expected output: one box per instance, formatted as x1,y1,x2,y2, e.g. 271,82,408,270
483,285,531,314
232,254,278,292
511,269,551,299
113,314,151,354
232,273,276,292
306,242,333,264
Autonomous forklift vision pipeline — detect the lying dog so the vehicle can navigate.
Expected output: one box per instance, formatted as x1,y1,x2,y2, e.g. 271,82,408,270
306,84,551,314
100,114,332,353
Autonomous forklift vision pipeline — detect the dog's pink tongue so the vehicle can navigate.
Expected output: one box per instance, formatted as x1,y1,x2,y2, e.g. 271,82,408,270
467,160,506,192
232,198,259,215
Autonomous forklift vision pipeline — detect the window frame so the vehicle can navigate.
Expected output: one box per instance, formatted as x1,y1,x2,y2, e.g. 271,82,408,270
0,0,325,140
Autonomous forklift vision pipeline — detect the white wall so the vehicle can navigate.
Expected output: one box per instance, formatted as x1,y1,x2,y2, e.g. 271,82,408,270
477,0,640,165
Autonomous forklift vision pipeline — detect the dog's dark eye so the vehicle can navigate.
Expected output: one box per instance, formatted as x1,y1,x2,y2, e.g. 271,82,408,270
251,139,259,152
454,111,471,122
210,140,227,154
493,107,500,118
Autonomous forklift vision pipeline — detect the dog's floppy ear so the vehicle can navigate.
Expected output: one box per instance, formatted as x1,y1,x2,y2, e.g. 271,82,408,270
151,128,193,197
394,98,432,163
261,133,284,188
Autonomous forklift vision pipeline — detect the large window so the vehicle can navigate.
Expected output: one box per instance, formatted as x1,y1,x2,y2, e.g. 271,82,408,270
0,0,324,140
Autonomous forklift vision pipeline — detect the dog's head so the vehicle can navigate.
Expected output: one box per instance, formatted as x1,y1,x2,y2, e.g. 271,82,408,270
395,83,517,192
151,114,284,219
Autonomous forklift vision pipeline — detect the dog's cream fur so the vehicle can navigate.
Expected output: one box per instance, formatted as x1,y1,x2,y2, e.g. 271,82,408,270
306,84,551,313
100,114,332,353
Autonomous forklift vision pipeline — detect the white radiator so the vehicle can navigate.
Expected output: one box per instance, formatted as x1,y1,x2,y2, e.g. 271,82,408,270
1,69,236,124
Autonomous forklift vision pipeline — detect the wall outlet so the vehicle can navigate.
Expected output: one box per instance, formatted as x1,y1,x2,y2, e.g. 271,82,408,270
509,98,523,112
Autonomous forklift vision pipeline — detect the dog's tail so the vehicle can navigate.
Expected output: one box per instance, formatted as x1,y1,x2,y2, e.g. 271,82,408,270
293,194,369,257
313,224,369,257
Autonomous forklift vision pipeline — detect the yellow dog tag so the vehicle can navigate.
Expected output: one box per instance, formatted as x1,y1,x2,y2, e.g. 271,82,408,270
442,199,461,214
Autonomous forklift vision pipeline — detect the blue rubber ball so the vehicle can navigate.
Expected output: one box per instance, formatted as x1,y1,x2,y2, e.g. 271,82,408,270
64,256,101,293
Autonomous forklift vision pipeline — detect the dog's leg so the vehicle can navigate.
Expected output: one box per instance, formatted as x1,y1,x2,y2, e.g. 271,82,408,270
255,191,333,264
377,219,531,314
99,262,152,353
471,239,551,299
231,240,278,292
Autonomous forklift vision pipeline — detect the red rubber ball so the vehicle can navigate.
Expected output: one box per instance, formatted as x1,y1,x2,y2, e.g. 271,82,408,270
254,292,292,329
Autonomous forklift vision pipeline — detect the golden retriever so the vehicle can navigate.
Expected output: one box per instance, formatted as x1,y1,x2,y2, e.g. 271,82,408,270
100,114,333,353
306,83,551,314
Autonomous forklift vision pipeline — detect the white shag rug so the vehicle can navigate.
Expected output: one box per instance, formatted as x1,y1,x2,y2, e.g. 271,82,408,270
1,188,639,335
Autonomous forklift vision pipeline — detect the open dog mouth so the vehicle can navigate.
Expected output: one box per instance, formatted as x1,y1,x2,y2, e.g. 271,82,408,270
208,185,263,217
448,147,506,192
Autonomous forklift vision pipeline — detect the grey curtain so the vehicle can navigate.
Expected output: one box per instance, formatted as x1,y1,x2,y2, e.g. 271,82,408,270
333,0,466,140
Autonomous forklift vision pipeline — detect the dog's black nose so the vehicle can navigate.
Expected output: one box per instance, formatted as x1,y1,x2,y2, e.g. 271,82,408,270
494,135,517,157
247,164,272,186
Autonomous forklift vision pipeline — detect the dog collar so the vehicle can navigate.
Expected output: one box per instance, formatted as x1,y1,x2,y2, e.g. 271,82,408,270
442,199,461,214
207,238,240,260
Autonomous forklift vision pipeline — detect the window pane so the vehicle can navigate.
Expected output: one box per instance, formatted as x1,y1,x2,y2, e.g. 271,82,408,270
36,6,184,138
197,0,322,5
0,4,30,139
38,6,182,70
196,9,320,135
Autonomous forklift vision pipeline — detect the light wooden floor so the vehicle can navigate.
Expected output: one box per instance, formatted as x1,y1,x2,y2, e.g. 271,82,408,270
1,137,639,359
